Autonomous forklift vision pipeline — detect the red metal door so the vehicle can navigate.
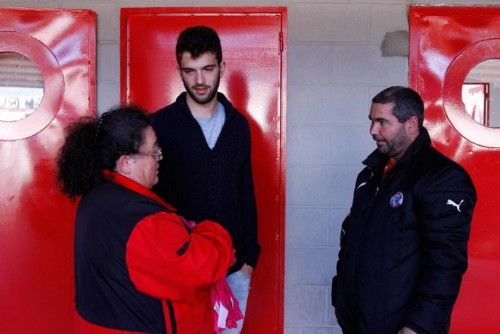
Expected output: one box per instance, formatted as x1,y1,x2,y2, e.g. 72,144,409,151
0,8,96,333
121,7,286,333
409,6,500,333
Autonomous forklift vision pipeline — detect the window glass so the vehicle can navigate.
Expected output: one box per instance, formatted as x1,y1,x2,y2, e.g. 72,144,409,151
0,52,44,122
463,59,500,128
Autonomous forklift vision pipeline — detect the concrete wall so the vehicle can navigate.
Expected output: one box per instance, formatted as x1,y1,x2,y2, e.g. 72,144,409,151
2,0,499,332
286,1,407,332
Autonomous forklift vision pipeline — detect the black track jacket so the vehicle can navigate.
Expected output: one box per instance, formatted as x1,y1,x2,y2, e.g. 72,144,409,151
332,128,476,334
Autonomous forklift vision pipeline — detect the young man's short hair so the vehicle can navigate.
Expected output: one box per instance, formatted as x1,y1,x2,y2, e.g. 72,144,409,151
175,26,222,64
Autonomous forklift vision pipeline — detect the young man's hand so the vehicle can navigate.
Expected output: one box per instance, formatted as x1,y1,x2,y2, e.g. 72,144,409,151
241,263,253,277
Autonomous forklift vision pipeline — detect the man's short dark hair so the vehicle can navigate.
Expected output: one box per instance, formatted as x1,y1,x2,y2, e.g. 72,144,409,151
372,86,424,128
175,26,222,64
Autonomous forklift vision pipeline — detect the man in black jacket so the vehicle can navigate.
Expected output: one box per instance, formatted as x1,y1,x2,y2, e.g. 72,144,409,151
332,86,476,334
151,26,260,333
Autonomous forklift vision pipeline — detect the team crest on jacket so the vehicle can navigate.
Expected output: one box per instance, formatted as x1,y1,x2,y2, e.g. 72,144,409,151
390,191,404,208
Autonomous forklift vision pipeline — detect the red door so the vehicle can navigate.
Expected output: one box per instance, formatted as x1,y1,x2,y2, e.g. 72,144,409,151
409,6,500,333
0,8,96,333
121,7,286,333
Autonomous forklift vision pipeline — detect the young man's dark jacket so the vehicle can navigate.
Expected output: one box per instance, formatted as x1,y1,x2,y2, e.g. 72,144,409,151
332,128,476,334
151,92,260,273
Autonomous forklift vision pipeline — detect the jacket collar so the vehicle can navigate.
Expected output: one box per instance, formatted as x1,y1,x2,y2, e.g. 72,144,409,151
102,170,176,212
175,91,236,119
363,127,432,170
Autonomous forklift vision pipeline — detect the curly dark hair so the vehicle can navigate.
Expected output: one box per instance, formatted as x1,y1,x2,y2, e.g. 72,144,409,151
57,105,151,198
175,26,222,64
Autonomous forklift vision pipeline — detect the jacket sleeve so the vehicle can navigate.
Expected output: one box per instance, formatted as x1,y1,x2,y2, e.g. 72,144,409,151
126,211,234,301
332,213,350,307
238,123,261,269
403,167,476,333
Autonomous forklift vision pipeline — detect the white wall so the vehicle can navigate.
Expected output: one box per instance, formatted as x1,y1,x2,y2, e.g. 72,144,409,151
2,0,499,332
286,1,407,332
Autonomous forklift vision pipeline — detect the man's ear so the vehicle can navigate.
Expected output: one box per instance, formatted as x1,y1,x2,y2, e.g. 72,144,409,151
219,60,226,77
116,155,132,175
406,115,419,135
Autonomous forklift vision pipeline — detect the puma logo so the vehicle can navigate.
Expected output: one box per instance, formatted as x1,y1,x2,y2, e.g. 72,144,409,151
356,182,367,190
447,199,464,212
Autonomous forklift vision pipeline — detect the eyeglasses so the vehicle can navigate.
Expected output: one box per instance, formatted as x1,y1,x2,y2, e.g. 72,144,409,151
135,146,163,160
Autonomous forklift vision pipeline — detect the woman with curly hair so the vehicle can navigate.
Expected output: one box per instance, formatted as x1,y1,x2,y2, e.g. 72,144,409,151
57,106,234,334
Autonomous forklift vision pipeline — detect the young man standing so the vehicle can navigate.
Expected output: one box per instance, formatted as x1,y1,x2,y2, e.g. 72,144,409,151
151,26,260,333
332,86,476,333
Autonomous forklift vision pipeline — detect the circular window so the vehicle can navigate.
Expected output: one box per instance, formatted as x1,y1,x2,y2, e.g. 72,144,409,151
443,39,500,148
0,52,44,122
0,31,64,141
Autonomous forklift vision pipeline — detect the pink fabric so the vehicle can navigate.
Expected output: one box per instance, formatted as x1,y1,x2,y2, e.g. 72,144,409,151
211,278,243,332
180,218,241,332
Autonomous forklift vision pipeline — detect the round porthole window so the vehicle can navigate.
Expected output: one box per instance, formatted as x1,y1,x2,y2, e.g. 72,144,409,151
0,31,64,141
0,52,44,122
443,39,500,148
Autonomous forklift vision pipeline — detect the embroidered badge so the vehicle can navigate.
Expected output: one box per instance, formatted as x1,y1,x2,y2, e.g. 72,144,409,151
390,191,404,208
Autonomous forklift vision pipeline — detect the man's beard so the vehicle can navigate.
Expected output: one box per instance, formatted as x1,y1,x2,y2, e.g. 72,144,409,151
183,73,221,105
373,129,408,158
